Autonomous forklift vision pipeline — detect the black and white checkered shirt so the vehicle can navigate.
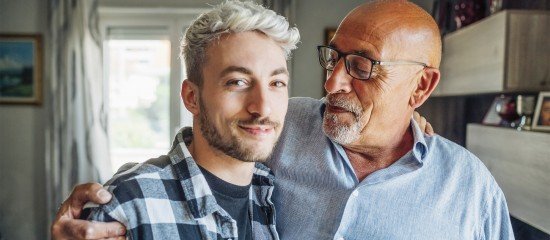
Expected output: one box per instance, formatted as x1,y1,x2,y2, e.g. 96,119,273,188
82,127,278,240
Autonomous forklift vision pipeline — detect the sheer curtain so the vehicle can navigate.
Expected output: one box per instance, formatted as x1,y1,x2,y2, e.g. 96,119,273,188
45,0,111,226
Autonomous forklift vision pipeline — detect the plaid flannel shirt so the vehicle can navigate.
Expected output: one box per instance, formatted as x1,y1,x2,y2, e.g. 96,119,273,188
82,127,278,240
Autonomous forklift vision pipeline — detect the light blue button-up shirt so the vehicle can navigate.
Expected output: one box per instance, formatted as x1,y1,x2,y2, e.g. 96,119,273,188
266,97,513,240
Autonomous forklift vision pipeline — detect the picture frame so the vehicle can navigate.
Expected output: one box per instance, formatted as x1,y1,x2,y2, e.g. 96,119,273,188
0,34,43,105
532,91,550,132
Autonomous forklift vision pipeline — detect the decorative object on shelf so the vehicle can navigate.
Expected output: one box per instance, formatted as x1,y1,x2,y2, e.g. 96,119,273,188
515,95,536,130
488,0,503,14
494,94,520,127
0,34,42,105
483,95,508,126
484,94,536,130
532,91,550,132
452,0,486,29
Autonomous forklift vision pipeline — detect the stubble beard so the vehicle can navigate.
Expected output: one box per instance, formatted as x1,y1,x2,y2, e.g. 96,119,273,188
322,94,364,145
198,98,279,163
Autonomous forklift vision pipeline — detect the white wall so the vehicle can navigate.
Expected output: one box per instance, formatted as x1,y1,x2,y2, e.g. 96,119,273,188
0,0,48,239
290,0,365,98
290,0,434,99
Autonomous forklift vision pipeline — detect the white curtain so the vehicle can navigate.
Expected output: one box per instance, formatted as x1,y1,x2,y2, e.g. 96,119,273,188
45,0,111,226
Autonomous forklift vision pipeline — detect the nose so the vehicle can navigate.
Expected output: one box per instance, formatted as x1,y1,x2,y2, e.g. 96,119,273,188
247,85,272,118
324,59,353,94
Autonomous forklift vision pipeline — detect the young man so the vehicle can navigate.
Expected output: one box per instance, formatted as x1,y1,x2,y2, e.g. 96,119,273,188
77,1,299,239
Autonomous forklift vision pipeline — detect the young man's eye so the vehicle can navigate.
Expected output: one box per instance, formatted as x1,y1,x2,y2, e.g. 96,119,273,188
226,79,247,87
272,81,287,88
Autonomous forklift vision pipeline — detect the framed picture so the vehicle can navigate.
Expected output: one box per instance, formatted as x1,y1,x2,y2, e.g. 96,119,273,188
0,34,43,105
532,91,550,131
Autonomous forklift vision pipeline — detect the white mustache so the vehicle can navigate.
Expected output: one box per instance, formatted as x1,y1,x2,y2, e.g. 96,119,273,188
325,94,363,117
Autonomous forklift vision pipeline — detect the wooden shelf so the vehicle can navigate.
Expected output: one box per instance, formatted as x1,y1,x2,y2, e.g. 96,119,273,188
434,10,550,96
466,124,550,233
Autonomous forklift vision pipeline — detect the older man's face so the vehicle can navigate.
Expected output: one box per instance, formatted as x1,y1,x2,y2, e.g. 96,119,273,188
322,8,428,146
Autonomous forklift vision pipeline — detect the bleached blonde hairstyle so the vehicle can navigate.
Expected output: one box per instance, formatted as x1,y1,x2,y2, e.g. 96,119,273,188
181,0,300,87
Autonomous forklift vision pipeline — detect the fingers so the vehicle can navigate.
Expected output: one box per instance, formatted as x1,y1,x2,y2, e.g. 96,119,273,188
413,111,433,135
426,122,435,136
54,218,125,240
413,111,421,123
419,116,427,133
69,183,111,218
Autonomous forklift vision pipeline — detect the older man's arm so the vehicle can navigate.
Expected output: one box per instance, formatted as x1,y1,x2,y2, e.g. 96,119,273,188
480,189,515,240
51,183,126,240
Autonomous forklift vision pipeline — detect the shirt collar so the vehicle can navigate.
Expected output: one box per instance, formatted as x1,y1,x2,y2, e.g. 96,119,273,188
409,117,428,163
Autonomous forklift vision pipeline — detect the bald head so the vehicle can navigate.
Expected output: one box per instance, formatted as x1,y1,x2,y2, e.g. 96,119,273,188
335,0,441,67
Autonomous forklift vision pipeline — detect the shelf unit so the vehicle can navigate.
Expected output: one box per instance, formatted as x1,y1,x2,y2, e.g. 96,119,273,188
466,124,550,234
434,10,550,96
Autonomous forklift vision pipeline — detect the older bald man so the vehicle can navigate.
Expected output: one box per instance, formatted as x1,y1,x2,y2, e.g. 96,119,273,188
52,1,513,239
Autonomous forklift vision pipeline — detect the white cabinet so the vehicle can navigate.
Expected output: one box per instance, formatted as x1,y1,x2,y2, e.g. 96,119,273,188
435,10,550,96
466,124,550,233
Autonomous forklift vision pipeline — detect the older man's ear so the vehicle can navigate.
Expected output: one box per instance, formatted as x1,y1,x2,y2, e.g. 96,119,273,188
410,67,440,108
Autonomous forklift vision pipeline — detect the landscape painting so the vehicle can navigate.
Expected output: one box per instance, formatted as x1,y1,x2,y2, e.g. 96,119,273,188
0,34,42,104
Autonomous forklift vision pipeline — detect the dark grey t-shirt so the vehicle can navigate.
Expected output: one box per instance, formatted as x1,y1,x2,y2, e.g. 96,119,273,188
199,166,252,240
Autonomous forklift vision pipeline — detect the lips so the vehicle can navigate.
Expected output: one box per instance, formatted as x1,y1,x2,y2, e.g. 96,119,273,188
238,125,274,136
326,104,350,113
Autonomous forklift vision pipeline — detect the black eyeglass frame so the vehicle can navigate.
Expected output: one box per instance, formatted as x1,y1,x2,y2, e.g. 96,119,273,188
317,45,429,80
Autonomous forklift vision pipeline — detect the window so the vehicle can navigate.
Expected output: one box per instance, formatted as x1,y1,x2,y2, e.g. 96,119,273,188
106,38,171,172
99,9,202,173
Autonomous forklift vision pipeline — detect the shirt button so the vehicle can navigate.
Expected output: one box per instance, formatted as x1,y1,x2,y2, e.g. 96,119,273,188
352,190,359,197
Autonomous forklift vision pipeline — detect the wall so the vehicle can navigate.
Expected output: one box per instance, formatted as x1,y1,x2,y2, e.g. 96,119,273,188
0,0,48,239
290,0,434,98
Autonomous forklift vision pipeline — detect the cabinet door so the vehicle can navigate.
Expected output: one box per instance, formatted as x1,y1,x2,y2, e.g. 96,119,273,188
438,12,507,96
505,12,550,91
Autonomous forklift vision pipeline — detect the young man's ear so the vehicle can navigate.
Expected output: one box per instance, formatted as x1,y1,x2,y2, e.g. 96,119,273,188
181,79,200,115
409,67,440,108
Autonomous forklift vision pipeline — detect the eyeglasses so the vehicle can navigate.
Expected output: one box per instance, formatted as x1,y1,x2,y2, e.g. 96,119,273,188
317,45,428,80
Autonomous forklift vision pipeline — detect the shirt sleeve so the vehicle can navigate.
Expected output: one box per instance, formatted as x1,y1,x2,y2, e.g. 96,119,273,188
81,203,121,223
479,189,515,240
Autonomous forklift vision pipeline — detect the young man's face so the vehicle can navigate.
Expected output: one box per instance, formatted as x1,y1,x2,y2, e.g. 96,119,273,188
197,31,289,162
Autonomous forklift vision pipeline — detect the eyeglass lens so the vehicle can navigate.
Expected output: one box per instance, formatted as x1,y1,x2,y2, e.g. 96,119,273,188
319,46,373,80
